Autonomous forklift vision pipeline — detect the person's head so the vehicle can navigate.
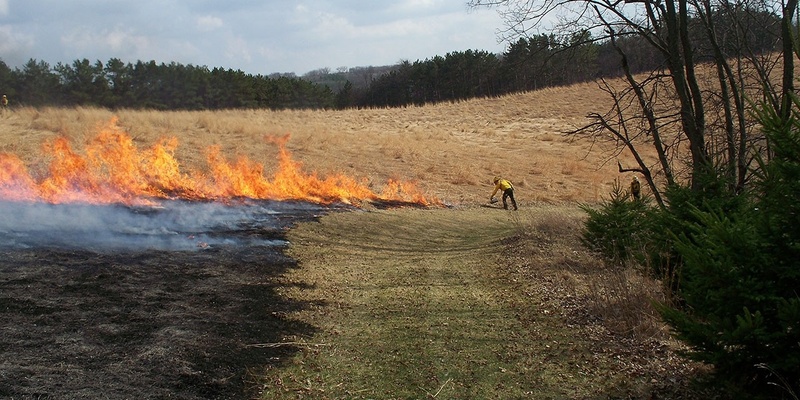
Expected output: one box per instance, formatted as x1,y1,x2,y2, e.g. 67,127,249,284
632,176,639,182
493,176,499,184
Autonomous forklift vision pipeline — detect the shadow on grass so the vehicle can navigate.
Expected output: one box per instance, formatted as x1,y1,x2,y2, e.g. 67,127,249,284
0,246,320,399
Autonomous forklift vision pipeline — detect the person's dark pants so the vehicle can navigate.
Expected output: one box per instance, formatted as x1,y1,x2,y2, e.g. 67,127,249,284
503,188,518,210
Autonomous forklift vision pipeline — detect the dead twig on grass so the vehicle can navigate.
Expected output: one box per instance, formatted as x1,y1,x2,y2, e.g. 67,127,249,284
246,342,330,348
421,378,453,398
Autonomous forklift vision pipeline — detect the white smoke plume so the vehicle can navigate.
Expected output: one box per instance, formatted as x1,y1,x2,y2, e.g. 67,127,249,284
0,199,331,252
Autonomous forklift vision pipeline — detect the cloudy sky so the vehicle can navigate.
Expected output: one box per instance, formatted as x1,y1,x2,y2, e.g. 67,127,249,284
0,0,508,76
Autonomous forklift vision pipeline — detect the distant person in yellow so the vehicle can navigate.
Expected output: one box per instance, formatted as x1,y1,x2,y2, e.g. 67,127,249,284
1,95,7,109
490,176,518,210
630,176,641,200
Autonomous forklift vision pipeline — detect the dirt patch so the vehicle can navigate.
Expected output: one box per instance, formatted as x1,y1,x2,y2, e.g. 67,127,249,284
0,231,319,399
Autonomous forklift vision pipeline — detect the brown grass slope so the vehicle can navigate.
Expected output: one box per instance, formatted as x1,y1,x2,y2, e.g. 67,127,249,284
0,79,644,205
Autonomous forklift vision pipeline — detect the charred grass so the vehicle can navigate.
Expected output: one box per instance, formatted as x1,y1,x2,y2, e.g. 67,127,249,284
0,246,316,399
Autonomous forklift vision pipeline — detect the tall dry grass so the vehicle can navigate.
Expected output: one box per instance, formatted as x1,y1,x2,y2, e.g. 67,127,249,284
0,78,653,205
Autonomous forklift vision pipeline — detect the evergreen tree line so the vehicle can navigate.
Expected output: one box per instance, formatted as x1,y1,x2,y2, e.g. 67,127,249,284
0,6,782,111
0,58,336,110
349,6,781,107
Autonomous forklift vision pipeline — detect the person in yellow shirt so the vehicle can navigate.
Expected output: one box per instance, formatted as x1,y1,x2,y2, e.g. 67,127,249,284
490,176,518,210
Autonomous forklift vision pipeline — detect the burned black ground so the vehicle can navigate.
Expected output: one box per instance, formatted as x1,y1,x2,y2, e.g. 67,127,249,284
0,200,333,399
0,246,319,399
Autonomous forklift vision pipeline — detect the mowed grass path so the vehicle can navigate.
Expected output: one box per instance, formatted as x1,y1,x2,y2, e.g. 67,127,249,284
262,206,616,399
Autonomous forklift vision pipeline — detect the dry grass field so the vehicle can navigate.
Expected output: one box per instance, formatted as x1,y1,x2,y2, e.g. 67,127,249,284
0,82,709,399
0,79,647,206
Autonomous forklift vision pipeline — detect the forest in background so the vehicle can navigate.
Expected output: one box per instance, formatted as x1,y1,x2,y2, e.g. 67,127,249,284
0,7,781,111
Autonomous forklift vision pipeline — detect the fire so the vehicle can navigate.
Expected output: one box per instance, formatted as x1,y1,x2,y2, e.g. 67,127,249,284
0,118,438,207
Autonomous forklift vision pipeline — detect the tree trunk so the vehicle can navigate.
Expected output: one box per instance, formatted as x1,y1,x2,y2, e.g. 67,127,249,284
664,0,711,192
781,0,798,120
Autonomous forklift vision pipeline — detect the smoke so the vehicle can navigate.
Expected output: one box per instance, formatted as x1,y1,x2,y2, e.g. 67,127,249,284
0,199,332,252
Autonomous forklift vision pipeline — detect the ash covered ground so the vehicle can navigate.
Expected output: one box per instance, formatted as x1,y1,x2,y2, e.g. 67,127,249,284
0,200,336,399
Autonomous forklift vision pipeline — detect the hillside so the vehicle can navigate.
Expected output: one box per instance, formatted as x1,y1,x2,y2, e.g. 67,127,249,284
0,79,647,206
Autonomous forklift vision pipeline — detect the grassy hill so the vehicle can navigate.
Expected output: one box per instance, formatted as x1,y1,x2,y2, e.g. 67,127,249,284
0,79,652,206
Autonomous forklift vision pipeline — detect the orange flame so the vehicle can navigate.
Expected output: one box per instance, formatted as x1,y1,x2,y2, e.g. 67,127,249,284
0,118,438,207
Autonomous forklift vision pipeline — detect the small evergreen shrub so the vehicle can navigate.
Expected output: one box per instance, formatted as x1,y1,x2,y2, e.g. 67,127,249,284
657,100,800,398
581,178,654,266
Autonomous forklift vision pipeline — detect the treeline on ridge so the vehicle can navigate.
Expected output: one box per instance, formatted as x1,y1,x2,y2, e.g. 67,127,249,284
0,7,780,111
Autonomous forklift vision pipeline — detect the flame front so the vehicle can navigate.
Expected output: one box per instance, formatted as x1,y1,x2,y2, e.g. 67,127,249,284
0,118,437,207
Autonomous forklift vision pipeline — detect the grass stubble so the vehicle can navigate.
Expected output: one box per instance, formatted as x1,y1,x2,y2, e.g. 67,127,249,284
0,78,710,398
262,206,709,399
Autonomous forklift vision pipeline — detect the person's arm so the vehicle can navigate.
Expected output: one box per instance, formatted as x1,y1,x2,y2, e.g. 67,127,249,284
490,184,500,199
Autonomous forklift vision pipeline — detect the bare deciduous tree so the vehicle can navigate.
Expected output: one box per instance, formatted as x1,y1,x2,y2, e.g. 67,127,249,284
470,0,796,203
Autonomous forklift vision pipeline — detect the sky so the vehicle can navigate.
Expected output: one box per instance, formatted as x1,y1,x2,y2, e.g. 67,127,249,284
0,0,509,76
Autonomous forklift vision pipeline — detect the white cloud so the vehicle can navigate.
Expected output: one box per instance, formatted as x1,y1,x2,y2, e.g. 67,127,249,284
224,35,252,64
408,0,437,6
196,15,223,32
0,25,34,66
60,27,151,57
56,26,206,67
105,29,151,54
0,0,8,16
312,11,356,39
393,0,440,12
